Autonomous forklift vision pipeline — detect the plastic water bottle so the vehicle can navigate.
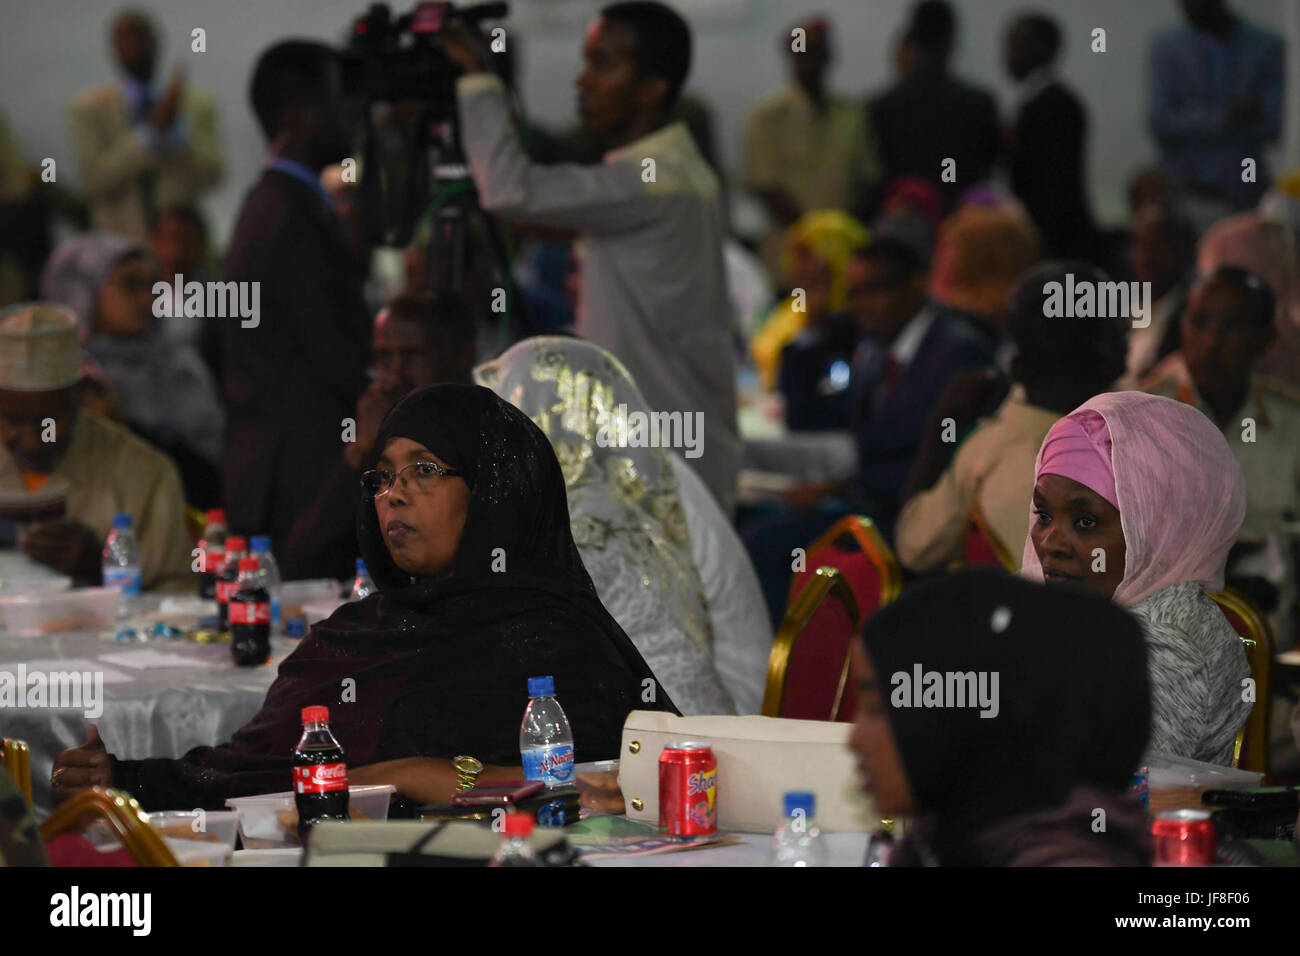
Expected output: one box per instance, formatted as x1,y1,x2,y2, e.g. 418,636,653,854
102,513,142,618
489,814,541,867
519,676,575,790
249,535,282,633
349,558,375,601
770,791,827,867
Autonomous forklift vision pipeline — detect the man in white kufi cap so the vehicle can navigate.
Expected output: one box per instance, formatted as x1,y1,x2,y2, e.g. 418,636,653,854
0,303,191,589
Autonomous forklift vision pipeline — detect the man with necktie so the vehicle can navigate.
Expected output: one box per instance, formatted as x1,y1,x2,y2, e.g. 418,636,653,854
846,233,989,539
68,10,223,242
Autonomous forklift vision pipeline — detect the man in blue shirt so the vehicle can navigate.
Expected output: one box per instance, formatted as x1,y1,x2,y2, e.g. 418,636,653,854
1149,0,1284,219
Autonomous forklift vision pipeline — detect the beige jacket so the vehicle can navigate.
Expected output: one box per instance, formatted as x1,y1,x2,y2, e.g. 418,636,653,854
68,84,222,241
0,411,193,591
896,389,1060,572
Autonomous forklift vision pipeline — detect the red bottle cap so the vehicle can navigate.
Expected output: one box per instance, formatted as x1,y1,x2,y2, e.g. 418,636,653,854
502,813,534,837
302,705,329,724
205,509,226,524
237,556,260,573
225,536,247,553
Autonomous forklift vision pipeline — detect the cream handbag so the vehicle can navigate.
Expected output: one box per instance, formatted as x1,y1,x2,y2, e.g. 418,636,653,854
617,710,880,833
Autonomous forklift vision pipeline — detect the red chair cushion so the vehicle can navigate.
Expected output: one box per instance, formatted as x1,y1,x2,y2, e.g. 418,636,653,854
793,537,884,622
1218,605,1249,640
45,832,139,867
780,588,858,722
963,522,1006,569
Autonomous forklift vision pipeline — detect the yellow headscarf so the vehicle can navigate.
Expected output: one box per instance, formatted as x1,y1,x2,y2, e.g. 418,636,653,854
752,210,869,390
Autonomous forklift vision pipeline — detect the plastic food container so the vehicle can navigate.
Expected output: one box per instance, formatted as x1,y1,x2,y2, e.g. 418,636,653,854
225,784,397,849
281,579,343,603
1145,751,1263,816
164,836,233,867
301,600,344,625
0,587,120,636
229,848,303,867
147,810,239,851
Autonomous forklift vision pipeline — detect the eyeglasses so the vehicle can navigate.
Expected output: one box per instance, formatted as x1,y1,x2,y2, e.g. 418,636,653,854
360,460,460,498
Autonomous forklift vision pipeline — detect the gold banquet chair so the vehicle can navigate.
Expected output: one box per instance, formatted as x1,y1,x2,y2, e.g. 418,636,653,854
1,739,32,807
1207,588,1274,779
39,788,180,867
764,566,862,722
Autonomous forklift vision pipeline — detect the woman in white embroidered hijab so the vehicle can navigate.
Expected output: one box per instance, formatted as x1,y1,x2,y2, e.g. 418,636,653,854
475,336,756,714
1021,391,1251,764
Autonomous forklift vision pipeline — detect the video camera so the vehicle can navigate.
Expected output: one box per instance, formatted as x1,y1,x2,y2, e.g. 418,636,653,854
342,1,514,307
343,1,506,118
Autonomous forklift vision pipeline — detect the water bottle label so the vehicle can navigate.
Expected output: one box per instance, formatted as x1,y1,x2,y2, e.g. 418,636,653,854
522,744,574,786
104,568,141,596
271,597,282,626
229,601,270,625
293,763,348,794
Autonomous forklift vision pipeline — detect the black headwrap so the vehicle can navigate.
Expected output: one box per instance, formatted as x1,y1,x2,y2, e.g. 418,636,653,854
111,385,676,812
860,569,1150,864
357,382,591,593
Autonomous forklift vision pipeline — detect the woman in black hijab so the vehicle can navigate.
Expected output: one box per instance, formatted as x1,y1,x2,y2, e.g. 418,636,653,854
55,385,676,810
847,569,1152,866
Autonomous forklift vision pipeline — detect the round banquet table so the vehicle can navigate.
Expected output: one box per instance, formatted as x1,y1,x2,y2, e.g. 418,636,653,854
0,603,288,817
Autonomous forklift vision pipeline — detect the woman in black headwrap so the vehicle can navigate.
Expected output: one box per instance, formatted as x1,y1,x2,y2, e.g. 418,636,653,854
848,569,1153,866
53,384,676,810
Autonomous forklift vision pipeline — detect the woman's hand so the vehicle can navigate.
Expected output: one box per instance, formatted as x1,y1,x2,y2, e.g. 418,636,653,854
51,724,114,799
349,757,523,806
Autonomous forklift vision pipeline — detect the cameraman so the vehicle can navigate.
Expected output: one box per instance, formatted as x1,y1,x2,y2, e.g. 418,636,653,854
442,2,739,515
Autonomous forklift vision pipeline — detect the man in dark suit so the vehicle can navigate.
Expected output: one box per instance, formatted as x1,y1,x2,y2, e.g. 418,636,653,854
278,290,475,581
1004,13,1098,261
847,236,990,537
216,41,371,550
870,1,999,212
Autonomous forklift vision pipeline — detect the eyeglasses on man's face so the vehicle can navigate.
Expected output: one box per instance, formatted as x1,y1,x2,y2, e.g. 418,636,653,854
360,460,461,498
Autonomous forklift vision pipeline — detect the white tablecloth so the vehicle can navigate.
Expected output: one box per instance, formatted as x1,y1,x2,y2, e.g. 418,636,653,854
587,830,869,867
0,604,286,816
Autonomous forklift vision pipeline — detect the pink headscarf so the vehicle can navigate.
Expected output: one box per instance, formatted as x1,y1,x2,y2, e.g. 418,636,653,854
1021,392,1246,607
1037,412,1118,510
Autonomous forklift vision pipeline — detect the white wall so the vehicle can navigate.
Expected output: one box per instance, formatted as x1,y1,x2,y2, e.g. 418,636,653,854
2,0,1294,248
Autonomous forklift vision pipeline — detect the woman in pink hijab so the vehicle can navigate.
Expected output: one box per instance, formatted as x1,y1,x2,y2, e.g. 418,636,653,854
1021,391,1252,765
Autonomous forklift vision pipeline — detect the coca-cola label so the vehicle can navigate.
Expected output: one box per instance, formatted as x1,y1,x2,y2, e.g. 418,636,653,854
205,549,225,573
216,579,233,604
229,600,270,625
294,762,348,794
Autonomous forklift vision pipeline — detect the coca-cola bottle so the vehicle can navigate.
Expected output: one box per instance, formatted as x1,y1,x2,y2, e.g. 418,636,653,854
197,509,227,599
229,556,270,667
215,536,248,631
292,705,349,844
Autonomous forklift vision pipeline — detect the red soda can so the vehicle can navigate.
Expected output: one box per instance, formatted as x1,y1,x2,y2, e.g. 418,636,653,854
659,741,717,837
1151,809,1216,865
